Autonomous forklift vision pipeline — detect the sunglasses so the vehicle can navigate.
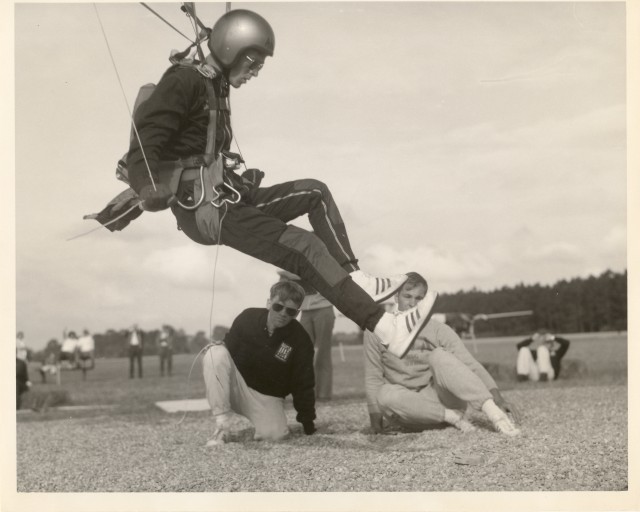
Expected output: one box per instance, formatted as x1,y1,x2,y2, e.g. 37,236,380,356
245,55,264,72
271,303,299,317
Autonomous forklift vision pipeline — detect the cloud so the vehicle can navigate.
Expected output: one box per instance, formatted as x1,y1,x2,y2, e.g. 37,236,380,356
601,225,626,256
359,243,495,291
523,242,582,262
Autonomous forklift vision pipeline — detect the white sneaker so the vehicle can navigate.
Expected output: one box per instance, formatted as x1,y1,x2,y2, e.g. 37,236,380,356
205,427,228,447
374,291,438,358
351,270,408,303
491,415,521,437
454,418,478,433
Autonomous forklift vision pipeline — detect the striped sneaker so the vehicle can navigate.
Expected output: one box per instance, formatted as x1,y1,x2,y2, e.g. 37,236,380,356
350,270,408,303
374,291,438,358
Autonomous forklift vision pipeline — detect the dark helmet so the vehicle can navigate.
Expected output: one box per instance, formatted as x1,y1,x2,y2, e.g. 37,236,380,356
209,9,275,69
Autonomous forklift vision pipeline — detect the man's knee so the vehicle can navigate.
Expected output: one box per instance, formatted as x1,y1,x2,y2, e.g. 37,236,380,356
202,344,232,372
293,178,329,196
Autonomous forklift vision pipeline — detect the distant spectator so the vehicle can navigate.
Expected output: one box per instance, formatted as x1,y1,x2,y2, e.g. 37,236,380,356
128,324,144,379
78,329,95,380
516,330,570,382
16,357,31,410
279,270,335,401
16,331,28,362
60,331,80,369
39,353,58,384
157,326,173,377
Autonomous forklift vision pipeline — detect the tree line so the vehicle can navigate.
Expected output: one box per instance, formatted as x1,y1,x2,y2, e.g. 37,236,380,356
434,269,627,337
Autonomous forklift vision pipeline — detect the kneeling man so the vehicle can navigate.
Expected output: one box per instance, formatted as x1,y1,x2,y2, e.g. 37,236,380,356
202,280,316,445
365,272,521,437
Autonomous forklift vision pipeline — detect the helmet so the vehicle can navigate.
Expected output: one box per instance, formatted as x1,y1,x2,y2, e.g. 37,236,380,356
209,9,275,69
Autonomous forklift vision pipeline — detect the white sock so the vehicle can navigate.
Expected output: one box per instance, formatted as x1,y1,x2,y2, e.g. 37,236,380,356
215,412,232,429
443,409,463,425
372,312,394,345
481,399,505,423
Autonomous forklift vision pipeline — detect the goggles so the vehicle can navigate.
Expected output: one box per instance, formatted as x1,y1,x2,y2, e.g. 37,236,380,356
245,55,264,72
271,303,299,317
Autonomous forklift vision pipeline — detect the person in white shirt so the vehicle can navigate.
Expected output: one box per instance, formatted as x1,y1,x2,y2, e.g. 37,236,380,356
60,331,80,368
128,324,143,379
78,329,95,380
16,331,28,362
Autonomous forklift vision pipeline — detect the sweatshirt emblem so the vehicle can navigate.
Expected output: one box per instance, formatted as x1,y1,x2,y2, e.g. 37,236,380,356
275,342,293,362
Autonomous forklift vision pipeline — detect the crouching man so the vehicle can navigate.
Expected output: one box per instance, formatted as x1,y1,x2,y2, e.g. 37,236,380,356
365,272,522,437
202,280,316,446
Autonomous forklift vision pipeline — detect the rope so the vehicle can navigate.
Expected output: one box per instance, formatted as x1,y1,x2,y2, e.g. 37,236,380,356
93,3,157,191
176,203,228,426
140,3,194,43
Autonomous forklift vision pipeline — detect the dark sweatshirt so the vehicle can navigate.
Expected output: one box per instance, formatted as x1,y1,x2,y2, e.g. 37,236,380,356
224,308,316,425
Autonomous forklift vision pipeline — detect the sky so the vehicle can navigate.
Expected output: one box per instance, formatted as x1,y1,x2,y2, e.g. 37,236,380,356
9,1,633,351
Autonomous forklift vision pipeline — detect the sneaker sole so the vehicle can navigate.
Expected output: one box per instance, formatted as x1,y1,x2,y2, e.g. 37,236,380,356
395,291,439,358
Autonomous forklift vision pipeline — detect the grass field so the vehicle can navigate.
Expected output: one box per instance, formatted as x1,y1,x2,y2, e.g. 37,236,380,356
15,332,628,494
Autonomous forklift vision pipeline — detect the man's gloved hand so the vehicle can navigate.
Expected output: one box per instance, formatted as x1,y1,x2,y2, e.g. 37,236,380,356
241,168,265,188
302,421,316,435
369,413,384,434
139,184,177,212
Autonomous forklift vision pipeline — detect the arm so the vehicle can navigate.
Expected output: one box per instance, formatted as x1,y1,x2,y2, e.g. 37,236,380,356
363,331,385,433
291,335,317,434
516,337,533,350
552,336,570,360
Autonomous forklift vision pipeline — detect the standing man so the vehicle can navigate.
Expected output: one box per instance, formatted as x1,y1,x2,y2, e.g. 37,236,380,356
128,324,144,379
16,331,28,362
78,329,95,380
157,325,174,377
59,331,79,369
279,270,335,401
365,273,521,437
16,356,31,410
90,8,438,360
202,280,315,445
516,330,571,382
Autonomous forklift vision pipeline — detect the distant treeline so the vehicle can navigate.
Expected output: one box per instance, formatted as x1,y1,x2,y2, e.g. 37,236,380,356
434,269,627,337
31,269,626,360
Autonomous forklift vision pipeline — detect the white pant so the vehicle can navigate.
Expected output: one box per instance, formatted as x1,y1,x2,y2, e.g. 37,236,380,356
201,345,289,441
517,346,555,381
377,348,493,427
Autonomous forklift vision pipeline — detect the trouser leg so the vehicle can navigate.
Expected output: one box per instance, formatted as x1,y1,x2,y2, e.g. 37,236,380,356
249,179,359,272
301,307,335,399
217,205,383,331
129,348,134,378
517,347,539,381
429,348,492,411
202,345,289,440
137,350,143,378
377,383,446,426
535,346,555,380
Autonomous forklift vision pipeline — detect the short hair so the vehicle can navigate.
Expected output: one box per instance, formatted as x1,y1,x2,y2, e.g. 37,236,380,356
270,280,305,306
402,272,428,293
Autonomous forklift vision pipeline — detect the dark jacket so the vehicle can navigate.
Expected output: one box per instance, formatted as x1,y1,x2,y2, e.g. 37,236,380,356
517,336,570,379
127,63,232,194
225,308,316,425
16,358,30,394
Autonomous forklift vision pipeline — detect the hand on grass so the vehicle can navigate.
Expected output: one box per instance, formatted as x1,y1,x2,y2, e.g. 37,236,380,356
369,413,384,434
491,389,522,424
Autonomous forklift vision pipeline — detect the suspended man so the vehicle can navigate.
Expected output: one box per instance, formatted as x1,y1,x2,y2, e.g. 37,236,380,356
91,8,437,357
